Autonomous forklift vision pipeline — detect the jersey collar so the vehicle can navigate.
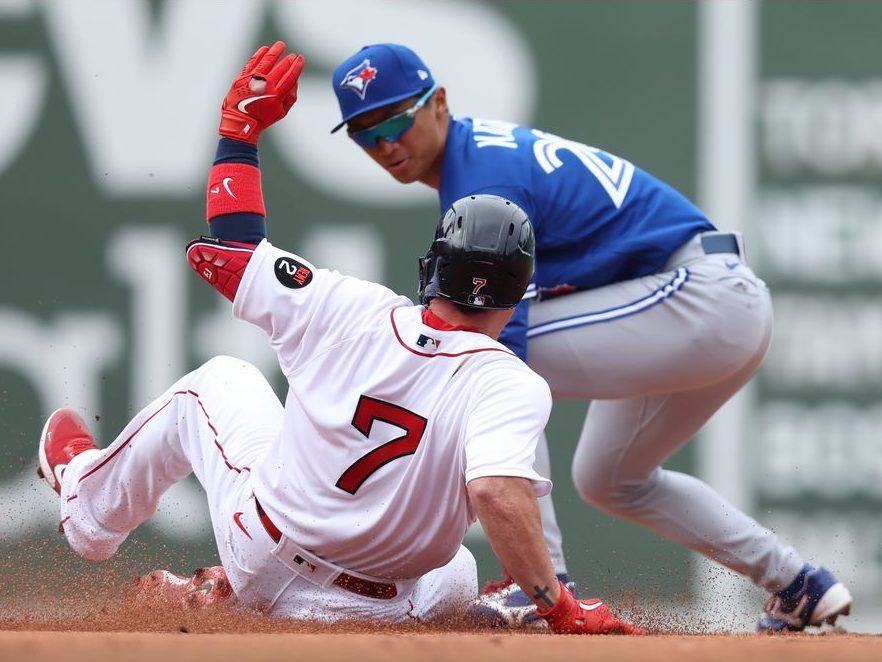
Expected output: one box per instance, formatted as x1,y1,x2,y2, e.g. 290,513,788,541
421,308,480,333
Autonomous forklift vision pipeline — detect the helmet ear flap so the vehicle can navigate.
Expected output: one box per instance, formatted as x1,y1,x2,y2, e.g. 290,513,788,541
417,246,439,306
418,208,457,306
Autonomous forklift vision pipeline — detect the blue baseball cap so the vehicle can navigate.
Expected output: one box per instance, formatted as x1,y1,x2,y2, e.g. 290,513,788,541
331,43,435,133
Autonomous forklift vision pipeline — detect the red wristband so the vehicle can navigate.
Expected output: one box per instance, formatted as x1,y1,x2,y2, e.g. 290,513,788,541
206,163,266,221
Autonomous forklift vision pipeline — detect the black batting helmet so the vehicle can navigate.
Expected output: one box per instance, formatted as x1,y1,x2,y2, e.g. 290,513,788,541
418,195,535,309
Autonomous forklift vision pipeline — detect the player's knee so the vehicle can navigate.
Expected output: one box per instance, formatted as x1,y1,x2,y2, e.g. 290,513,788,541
439,546,479,613
574,466,655,513
455,545,478,593
575,473,616,510
199,355,260,379
76,544,117,562
202,354,250,370
64,525,120,561
573,461,612,506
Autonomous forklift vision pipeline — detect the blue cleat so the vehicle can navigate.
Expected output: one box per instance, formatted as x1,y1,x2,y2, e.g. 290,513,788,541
468,573,578,628
757,565,853,633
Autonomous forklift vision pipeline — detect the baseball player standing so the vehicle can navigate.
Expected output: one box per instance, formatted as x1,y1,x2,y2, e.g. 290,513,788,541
330,43,852,632
36,42,641,634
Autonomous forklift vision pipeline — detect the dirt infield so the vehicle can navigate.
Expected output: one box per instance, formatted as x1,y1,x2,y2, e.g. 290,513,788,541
0,631,880,662
1,550,879,662
1,592,879,662
1,604,880,662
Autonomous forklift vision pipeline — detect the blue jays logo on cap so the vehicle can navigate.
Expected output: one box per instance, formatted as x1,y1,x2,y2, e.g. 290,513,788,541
339,58,379,100
330,43,436,133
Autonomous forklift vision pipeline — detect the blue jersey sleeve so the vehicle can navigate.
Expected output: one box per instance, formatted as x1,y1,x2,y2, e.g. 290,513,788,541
497,298,529,361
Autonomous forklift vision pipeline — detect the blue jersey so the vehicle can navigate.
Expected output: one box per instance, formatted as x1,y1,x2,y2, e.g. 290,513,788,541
439,117,715,359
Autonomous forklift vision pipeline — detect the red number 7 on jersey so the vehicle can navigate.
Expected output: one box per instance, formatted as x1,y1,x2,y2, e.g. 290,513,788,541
335,395,428,495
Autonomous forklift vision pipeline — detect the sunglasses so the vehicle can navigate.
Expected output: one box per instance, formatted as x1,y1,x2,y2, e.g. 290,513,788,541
348,83,438,148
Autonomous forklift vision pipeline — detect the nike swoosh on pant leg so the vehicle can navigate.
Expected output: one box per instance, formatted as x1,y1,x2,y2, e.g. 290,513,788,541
232,511,252,539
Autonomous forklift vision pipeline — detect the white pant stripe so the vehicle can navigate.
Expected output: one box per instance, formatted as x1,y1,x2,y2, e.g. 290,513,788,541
527,268,690,339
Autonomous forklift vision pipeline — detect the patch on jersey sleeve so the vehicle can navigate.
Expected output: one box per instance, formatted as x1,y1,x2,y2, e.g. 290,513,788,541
274,256,313,289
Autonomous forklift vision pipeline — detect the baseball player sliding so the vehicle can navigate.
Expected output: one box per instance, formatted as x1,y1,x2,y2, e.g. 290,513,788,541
36,42,641,633
330,43,853,632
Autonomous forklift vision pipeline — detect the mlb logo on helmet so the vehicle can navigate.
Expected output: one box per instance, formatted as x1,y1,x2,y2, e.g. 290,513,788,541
331,43,435,133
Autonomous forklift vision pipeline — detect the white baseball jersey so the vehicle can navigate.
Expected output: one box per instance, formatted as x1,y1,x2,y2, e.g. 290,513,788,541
233,240,552,579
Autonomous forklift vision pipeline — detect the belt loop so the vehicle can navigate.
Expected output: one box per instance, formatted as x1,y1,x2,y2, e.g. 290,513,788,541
734,232,747,263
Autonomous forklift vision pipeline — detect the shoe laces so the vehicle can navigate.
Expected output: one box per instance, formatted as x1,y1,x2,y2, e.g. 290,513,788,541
762,594,809,627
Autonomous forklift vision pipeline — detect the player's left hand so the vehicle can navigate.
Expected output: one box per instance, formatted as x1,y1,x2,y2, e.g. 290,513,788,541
219,40,305,144
128,566,234,610
537,582,645,635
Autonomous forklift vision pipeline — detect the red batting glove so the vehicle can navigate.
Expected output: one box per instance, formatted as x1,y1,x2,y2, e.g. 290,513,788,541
219,40,305,144
537,582,645,635
129,566,233,610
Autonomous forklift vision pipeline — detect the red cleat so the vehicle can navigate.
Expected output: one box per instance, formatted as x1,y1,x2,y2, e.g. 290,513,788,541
37,408,99,494
481,572,515,595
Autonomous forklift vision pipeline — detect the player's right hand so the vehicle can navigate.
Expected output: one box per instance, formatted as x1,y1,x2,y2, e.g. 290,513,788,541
537,582,644,635
219,40,305,144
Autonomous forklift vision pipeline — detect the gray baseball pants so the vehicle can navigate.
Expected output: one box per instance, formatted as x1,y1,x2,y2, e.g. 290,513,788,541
528,232,804,593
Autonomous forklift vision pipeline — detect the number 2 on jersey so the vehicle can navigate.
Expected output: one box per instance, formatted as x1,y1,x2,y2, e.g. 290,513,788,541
531,129,634,208
336,395,428,494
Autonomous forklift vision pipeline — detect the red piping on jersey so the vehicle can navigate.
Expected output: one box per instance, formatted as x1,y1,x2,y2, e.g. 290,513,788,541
74,389,250,489
390,309,513,359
